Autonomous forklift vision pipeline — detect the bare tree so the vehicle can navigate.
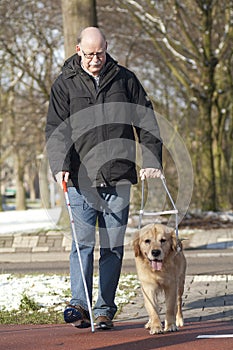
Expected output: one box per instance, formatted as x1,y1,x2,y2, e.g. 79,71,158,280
0,0,63,209
1,0,231,213
118,0,233,210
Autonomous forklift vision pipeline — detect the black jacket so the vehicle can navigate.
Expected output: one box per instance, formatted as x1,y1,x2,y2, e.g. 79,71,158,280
46,53,162,188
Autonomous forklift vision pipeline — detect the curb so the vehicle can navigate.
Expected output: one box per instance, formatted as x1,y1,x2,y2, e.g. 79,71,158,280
0,227,232,263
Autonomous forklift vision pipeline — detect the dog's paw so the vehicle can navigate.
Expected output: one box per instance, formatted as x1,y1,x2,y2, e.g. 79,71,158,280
145,322,163,334
176,315,184,327
149,326,164,335
164,323,178,332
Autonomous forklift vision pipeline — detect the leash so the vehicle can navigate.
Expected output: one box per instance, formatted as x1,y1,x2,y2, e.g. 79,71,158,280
138,175,181,252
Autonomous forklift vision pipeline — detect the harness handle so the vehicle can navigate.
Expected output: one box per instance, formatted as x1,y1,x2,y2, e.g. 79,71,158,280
138,175,181,252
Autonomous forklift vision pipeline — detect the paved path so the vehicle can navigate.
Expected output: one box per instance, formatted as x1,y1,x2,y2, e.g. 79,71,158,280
117,274,233,324
0,208,233,349
1,321,233,350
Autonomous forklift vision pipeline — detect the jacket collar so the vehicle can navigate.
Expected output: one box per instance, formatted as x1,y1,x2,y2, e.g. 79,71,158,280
62,53,118,80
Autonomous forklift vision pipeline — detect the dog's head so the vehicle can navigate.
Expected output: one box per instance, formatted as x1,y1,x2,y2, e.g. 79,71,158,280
133,223,178,271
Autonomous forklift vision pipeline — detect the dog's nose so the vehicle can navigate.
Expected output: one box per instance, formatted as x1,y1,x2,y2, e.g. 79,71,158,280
151,249,161,258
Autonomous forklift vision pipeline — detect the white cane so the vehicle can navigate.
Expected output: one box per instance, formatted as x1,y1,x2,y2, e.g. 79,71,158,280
62,181,95,332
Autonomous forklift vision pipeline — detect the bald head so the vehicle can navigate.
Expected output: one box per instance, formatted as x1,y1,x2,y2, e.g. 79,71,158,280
76,27,107,77
77,27,106,47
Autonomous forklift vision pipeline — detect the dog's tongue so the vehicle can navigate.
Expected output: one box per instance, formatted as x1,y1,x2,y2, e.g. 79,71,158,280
151,260,162,271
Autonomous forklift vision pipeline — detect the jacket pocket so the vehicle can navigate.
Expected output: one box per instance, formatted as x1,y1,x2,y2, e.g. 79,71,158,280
70,95,93,114
105,89,129,103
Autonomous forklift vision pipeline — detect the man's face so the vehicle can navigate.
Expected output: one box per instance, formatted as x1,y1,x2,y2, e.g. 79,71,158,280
76,40,107,76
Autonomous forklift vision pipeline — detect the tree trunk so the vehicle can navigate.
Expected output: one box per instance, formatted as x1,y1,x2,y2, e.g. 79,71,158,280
61,0,97,58
0,118,2,211
15,152,26,210
58,0,98,227
198,102,217,210
28,177,36,201
39,154,51,209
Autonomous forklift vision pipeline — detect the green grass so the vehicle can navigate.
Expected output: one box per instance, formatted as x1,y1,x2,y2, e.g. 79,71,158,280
0,309,64,325
0,293,64,325
0,273,140,325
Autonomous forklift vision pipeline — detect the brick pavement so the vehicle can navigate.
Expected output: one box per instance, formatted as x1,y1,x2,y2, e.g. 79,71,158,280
0,230,71,255
1,227,233,258
116,274,233,324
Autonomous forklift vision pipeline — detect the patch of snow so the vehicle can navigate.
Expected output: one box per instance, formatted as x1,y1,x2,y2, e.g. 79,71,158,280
0,208,61,234
0,273,140,312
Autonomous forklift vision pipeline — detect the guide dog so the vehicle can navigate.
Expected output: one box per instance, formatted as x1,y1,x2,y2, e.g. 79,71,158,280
133,223,186,334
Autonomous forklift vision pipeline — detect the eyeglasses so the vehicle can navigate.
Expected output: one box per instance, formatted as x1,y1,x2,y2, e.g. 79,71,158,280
81,49,106,60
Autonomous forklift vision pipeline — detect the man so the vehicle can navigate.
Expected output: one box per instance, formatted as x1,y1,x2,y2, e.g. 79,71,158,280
46,27,162,330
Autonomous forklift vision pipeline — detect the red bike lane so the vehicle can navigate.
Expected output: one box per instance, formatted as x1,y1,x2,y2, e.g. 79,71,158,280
1,320,233,350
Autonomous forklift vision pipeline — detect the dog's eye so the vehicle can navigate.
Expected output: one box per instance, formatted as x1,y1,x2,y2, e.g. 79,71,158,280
144,239,151,244
160,238,166,244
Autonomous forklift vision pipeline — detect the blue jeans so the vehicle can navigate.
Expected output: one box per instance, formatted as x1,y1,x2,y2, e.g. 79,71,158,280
67,185,131,320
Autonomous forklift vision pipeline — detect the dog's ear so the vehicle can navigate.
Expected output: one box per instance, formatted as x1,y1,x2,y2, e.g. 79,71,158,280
132,232,141,257
171,231,177,251
171,231,183,252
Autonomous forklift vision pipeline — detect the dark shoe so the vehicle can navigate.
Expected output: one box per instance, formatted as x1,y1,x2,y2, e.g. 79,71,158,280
96,316,113,330
64,304,91,328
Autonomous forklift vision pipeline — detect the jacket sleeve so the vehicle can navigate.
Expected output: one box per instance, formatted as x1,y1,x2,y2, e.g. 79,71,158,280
45,76,72,176
128,72,163,170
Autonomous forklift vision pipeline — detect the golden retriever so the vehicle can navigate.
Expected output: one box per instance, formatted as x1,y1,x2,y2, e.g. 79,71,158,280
133,223,186,335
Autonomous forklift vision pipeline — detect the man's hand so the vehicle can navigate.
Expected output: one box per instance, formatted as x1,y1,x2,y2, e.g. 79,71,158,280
55,171,70,189
139,168,162,181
